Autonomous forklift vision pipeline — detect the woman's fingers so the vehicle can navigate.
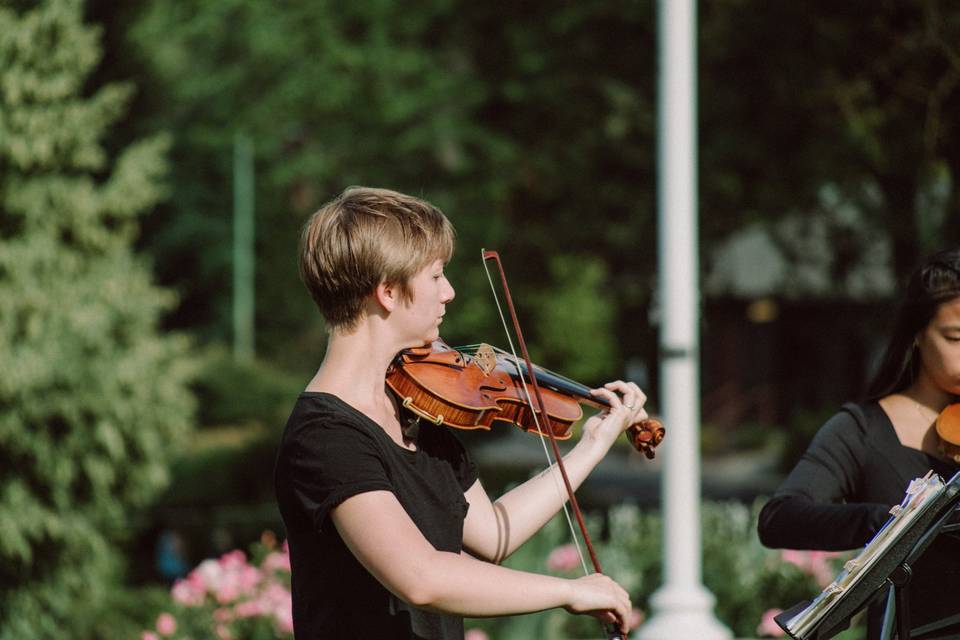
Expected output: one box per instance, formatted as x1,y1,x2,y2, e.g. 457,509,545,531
590,381,648,425
565,573,632,633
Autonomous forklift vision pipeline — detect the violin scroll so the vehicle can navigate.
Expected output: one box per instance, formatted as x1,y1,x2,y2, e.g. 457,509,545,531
628,418,665,460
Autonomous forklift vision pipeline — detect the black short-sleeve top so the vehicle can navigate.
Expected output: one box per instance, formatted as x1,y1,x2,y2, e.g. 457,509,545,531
274,392,479,639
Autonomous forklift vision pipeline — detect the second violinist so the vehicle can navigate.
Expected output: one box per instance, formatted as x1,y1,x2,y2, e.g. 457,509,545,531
273,186,647,639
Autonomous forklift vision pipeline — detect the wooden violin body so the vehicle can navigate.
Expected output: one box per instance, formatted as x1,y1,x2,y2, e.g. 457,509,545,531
937,403,960,463
386,340,665,459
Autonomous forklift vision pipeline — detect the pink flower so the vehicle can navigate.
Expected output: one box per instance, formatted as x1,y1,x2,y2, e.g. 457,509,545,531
234,600,263,619
219,549,247,570
275,605,294,634
807,550,843,587
204,553,262,604
156,613,177,636
167,542,296,639
196,558,224,593
141,633,159,640
215,582,240,604
213,607,234,624
757,608,786,637
257,582,293,632
780,549,842,588
171,578,205,607
465,630,489,640
238,563,262,591
262,550,291,573
546,544,582,573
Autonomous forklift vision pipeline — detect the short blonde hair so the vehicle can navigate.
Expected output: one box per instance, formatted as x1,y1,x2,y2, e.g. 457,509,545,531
299,186,455,330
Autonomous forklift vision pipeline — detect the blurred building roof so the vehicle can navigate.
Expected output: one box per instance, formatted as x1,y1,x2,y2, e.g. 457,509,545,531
705,187,896,301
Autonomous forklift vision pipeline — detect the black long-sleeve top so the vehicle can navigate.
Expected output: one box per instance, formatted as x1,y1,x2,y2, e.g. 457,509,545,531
758,402,960,639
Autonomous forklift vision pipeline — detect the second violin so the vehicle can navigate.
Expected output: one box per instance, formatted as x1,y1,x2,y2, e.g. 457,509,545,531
937,403,960,463
386,340,665,459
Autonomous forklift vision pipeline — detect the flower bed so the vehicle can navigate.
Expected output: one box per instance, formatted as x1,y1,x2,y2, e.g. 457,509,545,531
142,532,292,640
142,502,861,639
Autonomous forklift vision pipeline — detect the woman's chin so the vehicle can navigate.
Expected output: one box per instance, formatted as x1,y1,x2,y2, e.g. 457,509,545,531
405,336,435,349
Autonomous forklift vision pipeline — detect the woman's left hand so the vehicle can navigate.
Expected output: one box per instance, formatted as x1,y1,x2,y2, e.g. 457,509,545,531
583,380,648,451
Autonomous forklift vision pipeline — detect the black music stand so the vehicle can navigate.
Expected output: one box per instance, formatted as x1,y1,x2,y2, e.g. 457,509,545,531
878,503,960,640
774,472,960,640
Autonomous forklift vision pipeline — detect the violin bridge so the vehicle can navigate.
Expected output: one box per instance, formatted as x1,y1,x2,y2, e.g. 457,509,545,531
474,343,496,375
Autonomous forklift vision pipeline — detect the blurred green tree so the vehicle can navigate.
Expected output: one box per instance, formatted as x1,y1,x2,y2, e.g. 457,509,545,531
118,0,513,371
109,0,960,396
116,0,649,381
700,0,960,274
0,1,195,637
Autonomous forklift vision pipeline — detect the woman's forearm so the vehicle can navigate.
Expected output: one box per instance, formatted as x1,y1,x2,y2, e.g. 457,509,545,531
407,551,573,615
410,550,630,632
757,494,891,550
490,436,606,559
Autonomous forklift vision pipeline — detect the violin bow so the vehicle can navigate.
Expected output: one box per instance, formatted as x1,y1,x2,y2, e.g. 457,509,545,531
481,249,626,640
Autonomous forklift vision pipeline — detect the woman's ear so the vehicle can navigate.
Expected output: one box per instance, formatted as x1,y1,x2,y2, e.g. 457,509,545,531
375,280,398,312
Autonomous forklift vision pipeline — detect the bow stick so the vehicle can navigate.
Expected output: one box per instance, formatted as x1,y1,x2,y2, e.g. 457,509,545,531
481,249,627,640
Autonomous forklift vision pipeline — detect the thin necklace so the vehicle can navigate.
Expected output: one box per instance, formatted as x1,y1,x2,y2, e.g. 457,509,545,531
913,401,938,425
912,399,960,462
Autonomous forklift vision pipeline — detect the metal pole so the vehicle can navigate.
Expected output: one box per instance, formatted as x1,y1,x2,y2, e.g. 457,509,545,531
635,1,731,637
233,132,255,362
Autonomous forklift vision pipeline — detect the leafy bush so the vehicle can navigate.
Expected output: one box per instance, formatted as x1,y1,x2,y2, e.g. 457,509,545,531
191,347,303,429
160,425,280,507
0,1,195,637
129,426,285,585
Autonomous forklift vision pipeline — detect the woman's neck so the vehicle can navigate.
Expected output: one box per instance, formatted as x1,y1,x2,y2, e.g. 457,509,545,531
307,325,418,448
903,375,955,415
306,324,397,404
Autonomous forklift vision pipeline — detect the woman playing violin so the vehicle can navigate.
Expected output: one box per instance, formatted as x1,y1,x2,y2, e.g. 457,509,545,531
274,186,647,639
758,247,960,639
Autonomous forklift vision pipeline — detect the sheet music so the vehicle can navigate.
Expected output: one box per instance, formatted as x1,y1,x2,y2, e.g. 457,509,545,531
784,471,946,638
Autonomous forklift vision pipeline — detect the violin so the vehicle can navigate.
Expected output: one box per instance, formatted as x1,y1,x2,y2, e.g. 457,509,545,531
936,404,960,464
386,340,665,458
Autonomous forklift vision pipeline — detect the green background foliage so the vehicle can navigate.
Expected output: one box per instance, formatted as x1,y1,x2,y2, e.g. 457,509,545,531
100,0,960,382
3,0,960,637
0,1,195,637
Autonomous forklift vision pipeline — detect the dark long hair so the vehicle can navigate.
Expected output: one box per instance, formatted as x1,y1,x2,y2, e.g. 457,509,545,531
867,248,960,400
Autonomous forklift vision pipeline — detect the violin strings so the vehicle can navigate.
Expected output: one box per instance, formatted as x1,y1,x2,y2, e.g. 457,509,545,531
455,344,588,392
481,253,590,577
453,344,594,400
492,346,584,388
